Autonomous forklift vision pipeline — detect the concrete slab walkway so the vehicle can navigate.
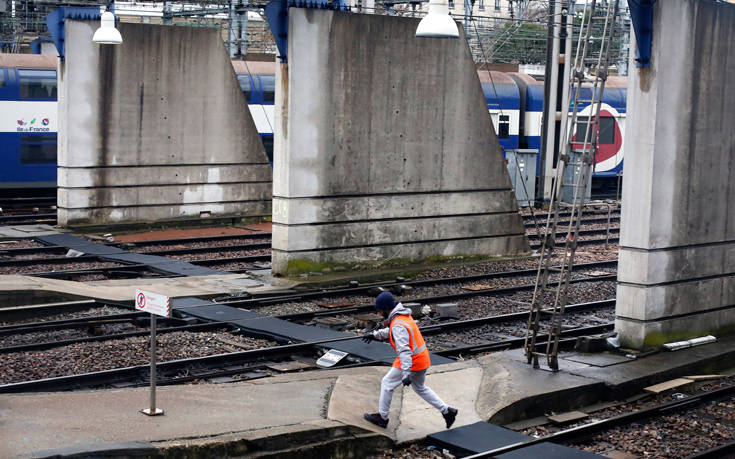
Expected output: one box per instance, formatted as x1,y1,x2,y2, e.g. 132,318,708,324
0,274,266,305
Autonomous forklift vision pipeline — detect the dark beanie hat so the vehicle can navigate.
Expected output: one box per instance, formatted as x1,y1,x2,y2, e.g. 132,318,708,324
375,292,396,311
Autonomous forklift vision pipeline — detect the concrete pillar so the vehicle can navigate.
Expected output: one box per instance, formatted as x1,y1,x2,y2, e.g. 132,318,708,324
58,21,272,226
616,0,735,349
272,9,529,276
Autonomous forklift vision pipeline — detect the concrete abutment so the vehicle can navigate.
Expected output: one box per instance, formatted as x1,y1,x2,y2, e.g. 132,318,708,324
616,0,735,349
58,21,272,227
272,9,529,276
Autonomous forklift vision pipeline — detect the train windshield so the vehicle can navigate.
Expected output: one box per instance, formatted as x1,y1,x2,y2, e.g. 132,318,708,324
18,70,57,100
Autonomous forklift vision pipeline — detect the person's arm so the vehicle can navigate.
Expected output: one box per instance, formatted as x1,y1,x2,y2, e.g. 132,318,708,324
391,324,412,375
373,326,390,341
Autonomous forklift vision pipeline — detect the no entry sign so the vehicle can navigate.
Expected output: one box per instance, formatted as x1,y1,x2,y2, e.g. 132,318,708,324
135,290,171,318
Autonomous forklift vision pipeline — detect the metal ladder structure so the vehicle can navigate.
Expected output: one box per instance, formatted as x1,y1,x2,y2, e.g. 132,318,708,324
524,0,620,371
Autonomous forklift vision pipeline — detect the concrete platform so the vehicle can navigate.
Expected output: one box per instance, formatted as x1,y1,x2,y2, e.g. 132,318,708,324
3,334,735,458
0,225,59,239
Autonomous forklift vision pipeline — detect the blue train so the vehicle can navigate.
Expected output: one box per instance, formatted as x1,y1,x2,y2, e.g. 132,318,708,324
0,54,59,190
0,54,626,191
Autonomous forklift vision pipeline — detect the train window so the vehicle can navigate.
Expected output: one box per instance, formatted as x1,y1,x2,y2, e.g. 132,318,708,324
18,70,57,99
498,114,510,139
237,75,253,102
576,116,615,145
598,116,615,144
260,75,275,103
575,116,593,143
20,135,57,164
0,69,5,88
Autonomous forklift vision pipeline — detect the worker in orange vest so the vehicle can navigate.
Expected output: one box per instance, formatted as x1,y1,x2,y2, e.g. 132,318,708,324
362,292,458,429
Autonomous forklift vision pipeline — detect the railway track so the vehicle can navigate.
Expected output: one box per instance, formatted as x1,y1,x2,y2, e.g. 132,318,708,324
0,298,614,393
0,236,618,282
0,253,618,391
473,379,735,459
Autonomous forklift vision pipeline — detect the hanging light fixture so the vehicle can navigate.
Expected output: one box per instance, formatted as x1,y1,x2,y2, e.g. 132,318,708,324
415,0,459,38
92,10,123,45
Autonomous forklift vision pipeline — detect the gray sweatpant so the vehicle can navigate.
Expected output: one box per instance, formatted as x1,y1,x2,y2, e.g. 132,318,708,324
379,366,448,419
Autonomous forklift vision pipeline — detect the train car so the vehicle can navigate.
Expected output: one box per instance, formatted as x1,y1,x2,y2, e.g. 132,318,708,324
509,71,627,179
232,60,275,163
1,52,626,193
0,54,58,191
478,70,520,153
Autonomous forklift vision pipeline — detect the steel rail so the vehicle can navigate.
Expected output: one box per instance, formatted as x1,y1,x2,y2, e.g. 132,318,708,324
435,323,613,357
259,275,617,323
26,254,271,280
0,312,148,335
0,243,271,267
524,215,620,227
685,440,735,459
0,212,56,223
522,209,620,221
527,226,619,239
115,232,272,248
530,235,619,250
0,236,272,257
0,299,99,320
0,322,229,354
137,241,270,256
225,259,617,309
464,384,735,458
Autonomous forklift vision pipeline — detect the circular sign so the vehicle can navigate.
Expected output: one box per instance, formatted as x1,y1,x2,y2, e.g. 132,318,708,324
136,292,146,309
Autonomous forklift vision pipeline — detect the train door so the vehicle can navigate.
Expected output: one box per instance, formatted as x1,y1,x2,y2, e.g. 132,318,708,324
571,107,623,176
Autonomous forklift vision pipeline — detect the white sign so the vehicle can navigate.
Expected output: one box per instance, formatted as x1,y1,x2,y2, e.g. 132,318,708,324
0,101,57,133
135,289,171,317
316,349,348,368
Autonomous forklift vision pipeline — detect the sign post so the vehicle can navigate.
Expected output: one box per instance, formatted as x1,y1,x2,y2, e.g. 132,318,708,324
135,289,170,416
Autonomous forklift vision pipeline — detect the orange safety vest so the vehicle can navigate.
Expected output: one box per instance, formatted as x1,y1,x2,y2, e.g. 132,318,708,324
388,314,430,371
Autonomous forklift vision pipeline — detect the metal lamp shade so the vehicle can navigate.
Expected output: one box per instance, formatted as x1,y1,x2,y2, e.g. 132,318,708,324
416,0,459,38
92,11,123,45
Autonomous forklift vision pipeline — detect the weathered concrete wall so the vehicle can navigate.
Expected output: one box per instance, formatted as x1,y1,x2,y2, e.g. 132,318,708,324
58,21,272,226
272,9,529,275
616,0,735,349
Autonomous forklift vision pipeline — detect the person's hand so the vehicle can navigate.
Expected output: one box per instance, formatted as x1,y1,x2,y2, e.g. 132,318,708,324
362,333,376,343
402,375,411,387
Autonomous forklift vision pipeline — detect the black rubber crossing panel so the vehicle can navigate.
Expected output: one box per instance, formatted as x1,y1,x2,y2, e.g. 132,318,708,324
147,262,222,276
172,298,455,366
496,442,605,458
428,422,604,458
232,317,347,342
34,235,219,275
171,297,217,309
428,422,530,457
176,304,262,322
35,234,125,255
100,253,173,264
100,253,221,276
